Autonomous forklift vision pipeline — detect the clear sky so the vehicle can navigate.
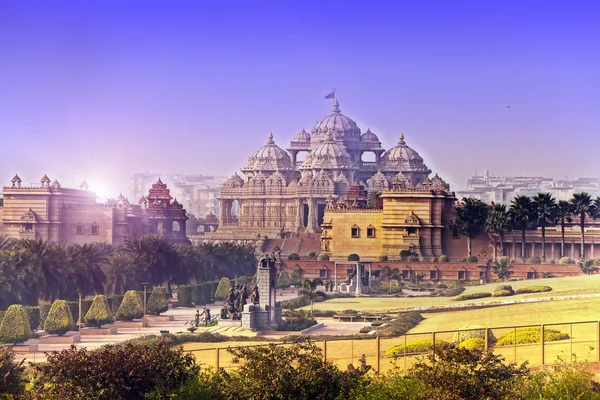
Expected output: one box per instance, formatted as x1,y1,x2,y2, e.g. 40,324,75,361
1,0,599,197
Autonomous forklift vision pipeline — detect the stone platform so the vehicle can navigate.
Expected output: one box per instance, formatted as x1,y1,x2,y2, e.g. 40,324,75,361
39,333,81,344
80,326,118,335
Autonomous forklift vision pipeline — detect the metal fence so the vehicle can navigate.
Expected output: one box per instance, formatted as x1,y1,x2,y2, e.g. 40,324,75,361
186,320,600,373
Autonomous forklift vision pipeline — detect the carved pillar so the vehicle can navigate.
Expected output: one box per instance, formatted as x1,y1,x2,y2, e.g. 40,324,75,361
531,240,535,258
592,242,595,258
571,242,575,259
307,198,316,232
512,240,516,260
551,242,555,261
290,151,298,165
296,199,303,229
219,200,227,225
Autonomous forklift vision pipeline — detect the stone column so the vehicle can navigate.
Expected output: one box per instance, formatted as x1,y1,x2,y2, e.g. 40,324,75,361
592,242,595,258
307,198,316,232
571,242,575,259
355,263,363,295
551,242,555,261
512,240,516,260
296,199,303,229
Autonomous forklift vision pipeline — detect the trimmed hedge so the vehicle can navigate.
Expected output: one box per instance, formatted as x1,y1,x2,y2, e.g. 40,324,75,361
527,256,541,264
467,256,478,263
496,327,569,346
514,286,552,294
439,284,465,297
177,285,192,307
23,306,40,331
67,300,93,324
290,270,302,286
317,253,330,261
192,281,218,306
0,305,33,344
0,310,4,325
559,257,573,264
147,287,169,316
439,255,449,262
386,339,449,357
377,311,424,336
493,290,514,297
44,300,75,336
214,278,232,301
39,301,51,327
277,271,291,289
116,290,144,321
452,326,496,344
84,295,114,327
459,337,485,350
494,284,514,293
455,292,492,301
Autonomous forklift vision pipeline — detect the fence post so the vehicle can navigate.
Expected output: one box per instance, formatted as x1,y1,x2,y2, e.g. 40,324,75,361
404,334,407,371
541,324,545,365
514,327,517,363
597,321,600,362
484,328,489,351
432,332,436,362
375,336,381,374
215,348,220,370
323,339,327,364
570,323,573,363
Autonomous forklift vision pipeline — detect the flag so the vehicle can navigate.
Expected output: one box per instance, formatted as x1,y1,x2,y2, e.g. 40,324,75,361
324,91,335,99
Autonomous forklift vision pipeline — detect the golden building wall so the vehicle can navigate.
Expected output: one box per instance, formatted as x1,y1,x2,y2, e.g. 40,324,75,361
322,210,383,260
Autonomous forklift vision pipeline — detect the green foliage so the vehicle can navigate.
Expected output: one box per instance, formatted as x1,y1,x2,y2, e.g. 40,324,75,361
39,301,51,327
438,284,465,297
400,250,418,259
493,289,514,297
278,309,318,331
0,305,33,344
287,253,300,260
376,312,423,336
494,284,514,292
147,287,169,316
116,290,144,321
67,300,93,325
386,339,449,357
452,326,496,345
317,253,330,261
514,285,552,294
192,281,218,305
496,327,569,346
493,256,514,281
28,341,200,400
377,255,388,261
455,292,492,301
458,337,485,350
84,295,114,327
0,347,26,398
107,295,124,314
177,285,192,307
306,251,316,259
277,271,291,289
214,278,232,301
438,255,449,262
23,306,40,331
527,256,541,264
348,253,360,261
467,255,478,263
44,300,75,336
290,269,302,285
559,256,573,264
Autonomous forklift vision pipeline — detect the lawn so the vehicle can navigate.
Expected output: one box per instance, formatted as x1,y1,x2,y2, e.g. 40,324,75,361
303,274,600,313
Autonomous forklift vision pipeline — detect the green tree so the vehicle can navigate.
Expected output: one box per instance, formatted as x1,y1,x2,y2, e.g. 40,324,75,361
298,278,325,316
486,203,511,258
103,252,141,295
214,277,232,301
147,287,169,315
578,259,598,275
0,347,26,398
532,193,557,262
492,257,513,281
508,195,535,261
381,266,401,294
44,299,75,336
556,200,574,258
412,272,425,286
0,304,32,344
570,192,596,260
116,290,144,321
453,198,490,257
367,191,382,209
84,295,114,327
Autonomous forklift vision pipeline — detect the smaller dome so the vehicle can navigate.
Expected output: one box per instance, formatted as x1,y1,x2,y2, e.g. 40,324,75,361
243,133,293,172
223,173,244,188
292,129,311,142
300,130,355,170
360,129,379,142
380,133,430,173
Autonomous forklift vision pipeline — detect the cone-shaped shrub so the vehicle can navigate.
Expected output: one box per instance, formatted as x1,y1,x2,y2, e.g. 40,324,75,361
214,277,232,301
277,271,291,288
0,305,33,344
84,295,114,327
147,287,169,315
177,285,192,307
44,300,75,336
116,290,144,321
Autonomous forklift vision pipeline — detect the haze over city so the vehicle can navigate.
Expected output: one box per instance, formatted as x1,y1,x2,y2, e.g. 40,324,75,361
1,0,598,197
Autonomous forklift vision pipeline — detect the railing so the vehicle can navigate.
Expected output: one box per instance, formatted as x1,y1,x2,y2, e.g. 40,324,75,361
186,320,600,373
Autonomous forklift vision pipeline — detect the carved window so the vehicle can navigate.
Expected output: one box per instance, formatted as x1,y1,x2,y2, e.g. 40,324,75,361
457,270,466,280
366,225,375,238
527,271,536,279
76,224,84,235
319,269,327,278
430,270,438,280
351,225,360,238
91,224,99,235
406,227,417,235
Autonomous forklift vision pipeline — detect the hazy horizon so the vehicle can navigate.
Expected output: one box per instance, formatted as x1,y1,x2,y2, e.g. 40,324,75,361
1,0,599,198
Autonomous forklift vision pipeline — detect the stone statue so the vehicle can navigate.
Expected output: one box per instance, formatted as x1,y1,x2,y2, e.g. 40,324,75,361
250,285,259,305
240,284,249,307
220,306,229,319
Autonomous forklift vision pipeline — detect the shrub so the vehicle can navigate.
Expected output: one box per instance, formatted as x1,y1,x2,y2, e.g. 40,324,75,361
44,300,75,336
386,339,450,356
290,269,302,285
317,253,330,261
176,285,192,307
439,284,465,297
439,255,449,262
377,312,424,336
277,271,291,288
39,301,51,327
84,295,114,327
116,290,144,321
287,253,300,260
459,337,485,350
496,327,569,346
408,255,419,262
455,292,492,301
493,289,514,297
147,287,169,316
0,305,33,344
467,255,478,263
0,310,4,325
23,305,40,331
214,277,232,301
307,251,317,259
359,326,373,334
278,310,318,331
67,299,93,324
494,284,514,293
377,255,388,262
514,285,552,294
28,341,200,400
452,326,496,345
400,250,418,259
0,347,26,398
348,253,360,261
527,256,541,264
559,257,573,264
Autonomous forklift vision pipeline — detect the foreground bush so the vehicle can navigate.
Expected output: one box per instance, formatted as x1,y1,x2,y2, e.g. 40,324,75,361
0,347,26,398
386,339,449,357
455,292,492,301
452,326,496,345
44,300,75,336
28,341,199,400
214,278,232,301
496,327,569,346
147,287,169,315
0,305,33,344
116,290,144,321
84,295,114,327
515,286,552,294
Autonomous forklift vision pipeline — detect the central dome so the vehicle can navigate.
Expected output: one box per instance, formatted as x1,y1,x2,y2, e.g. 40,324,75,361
300,130,355,170
311,99,361,144
242,133,293,172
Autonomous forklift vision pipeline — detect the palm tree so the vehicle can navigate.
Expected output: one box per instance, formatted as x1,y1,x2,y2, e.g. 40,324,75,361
412,272,425,286
492,257,513,281
508,196,535,261
556,200,573,258
67,243,108,296
578,259,598,275
453,197,490,258
0,250,26,308
381,266,400,294
486,204,511,258
531,193,557,262
298,278,324,316
0,235,13,251
102,252,141,295
570,192,595,260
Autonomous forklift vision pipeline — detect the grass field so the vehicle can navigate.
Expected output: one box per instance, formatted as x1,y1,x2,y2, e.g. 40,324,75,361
304,274,600,313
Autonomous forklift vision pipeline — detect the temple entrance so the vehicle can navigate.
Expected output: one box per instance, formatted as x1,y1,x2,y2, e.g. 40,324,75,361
303,203,309,227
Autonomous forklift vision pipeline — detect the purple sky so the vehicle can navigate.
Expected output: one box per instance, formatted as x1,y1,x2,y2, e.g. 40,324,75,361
1,0,599,197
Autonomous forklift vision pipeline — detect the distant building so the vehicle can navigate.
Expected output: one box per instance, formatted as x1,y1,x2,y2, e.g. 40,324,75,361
456,170,600,204
0,174,189,245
